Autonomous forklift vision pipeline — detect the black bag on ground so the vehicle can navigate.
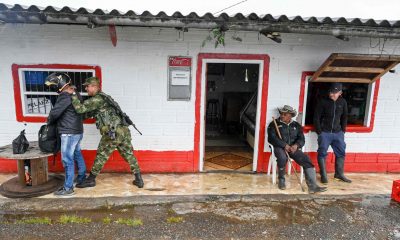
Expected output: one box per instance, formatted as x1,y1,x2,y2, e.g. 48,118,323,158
12,130,30,154
38,124,60,154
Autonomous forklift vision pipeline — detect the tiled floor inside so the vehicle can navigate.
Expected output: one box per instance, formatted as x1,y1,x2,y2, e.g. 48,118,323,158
204,146,253,171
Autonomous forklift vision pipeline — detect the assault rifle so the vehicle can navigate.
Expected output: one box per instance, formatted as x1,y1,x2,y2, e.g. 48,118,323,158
98,92,143,135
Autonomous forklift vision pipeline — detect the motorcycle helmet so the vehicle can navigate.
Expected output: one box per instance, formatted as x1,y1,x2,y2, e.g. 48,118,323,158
45,72,71,93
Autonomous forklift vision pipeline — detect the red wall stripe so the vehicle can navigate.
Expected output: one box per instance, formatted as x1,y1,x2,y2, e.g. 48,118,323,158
0,151,398,173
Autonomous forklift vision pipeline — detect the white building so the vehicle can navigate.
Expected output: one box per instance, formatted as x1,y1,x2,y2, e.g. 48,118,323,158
0,4,399,173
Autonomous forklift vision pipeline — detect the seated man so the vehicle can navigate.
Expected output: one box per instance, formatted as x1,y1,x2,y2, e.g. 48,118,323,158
267,105,326,193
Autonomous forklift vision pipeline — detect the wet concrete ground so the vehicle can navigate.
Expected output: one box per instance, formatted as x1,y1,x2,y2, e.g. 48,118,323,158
0,172,399,239
0,195,399,239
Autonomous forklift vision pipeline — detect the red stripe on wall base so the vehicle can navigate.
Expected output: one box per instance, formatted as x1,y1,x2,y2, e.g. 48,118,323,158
0,151,399,173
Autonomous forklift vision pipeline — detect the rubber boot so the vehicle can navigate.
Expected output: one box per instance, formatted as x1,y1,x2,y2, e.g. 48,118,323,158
317,157,328,184
278,168,286,190
75,173,96,188
304,168,327,194
133,172,144,188
334,157,352,183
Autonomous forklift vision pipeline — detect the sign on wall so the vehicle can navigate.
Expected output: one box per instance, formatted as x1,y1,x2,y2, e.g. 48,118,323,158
168,56,192,101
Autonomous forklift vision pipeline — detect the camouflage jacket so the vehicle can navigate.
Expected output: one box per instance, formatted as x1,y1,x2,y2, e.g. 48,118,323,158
71,91,123,135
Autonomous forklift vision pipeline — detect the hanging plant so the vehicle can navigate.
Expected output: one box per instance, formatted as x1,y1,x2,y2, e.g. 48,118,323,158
202,27,226,48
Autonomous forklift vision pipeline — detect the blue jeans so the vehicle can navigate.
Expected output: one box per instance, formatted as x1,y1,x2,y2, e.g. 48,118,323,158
317,131,346,159
60,134,86,190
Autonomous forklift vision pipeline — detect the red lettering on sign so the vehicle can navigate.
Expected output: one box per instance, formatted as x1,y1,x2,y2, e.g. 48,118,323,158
169,57,192,67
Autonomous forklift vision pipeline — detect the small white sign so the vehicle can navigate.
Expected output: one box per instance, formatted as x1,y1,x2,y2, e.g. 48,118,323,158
171,70,190,85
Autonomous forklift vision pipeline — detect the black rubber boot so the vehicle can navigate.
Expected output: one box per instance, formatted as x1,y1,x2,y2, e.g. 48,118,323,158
317,157,328,184
304,168,327,194
133,172,144,188
278,168,286,190
75,173,96,188
334,157,352,183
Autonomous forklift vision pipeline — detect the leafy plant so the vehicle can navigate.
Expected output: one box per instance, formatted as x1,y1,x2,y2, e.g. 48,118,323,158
166,216,184,223
115,218,143,226
202,27,226,48
102,217,112,224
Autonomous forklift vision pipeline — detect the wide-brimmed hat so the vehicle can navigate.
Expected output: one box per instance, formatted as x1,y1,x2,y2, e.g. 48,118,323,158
278,105,297,117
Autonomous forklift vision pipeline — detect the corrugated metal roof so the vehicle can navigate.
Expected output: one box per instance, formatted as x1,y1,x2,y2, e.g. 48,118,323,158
1,3,400,39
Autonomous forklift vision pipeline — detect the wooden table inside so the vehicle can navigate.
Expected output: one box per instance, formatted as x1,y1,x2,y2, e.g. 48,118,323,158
0,141,64,198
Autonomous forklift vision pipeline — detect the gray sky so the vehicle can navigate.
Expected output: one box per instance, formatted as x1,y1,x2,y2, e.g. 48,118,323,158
1,0,399,20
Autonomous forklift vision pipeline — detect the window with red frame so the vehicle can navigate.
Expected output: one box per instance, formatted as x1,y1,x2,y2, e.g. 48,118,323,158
299,72,379,133
12,64,101,122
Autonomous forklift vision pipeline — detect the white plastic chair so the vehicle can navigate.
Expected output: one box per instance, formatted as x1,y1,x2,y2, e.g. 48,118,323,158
267,144,304,185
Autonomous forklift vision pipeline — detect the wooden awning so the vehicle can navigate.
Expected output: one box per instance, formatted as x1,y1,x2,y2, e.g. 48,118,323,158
311,53,400,83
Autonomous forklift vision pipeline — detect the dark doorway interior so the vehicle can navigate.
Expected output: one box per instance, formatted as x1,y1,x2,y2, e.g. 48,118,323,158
204,63,259,171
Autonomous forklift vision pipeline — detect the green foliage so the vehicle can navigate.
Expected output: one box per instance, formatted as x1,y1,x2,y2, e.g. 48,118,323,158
166,216,184,223
58,214,91,224
202,27,226,48
16,217,52,224
102,216,112,224
115,218,143,226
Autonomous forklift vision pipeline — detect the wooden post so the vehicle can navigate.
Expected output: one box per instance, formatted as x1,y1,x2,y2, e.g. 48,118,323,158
17,159,25,185
30,157,48,186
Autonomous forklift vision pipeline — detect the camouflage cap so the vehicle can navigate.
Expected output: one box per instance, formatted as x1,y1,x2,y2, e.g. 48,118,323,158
83,76,100,86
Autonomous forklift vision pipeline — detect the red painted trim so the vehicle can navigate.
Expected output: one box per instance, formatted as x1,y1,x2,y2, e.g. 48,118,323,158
0,151,398,173
299,71,380,133
194,53,270,172
12,63,102,123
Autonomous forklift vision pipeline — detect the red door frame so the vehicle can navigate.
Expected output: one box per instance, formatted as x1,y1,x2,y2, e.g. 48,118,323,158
193,53,270,172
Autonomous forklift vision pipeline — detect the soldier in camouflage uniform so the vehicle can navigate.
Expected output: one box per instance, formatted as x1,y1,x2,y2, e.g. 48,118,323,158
70,77,144,188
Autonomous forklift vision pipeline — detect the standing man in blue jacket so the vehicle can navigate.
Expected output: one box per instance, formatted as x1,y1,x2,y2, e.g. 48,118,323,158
314,82,351,184
45,73,87,197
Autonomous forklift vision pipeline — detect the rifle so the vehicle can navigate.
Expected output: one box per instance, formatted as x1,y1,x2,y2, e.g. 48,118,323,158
98,92,143,135
272,117,305,192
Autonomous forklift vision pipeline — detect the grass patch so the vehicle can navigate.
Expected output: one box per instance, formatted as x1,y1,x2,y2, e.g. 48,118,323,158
115,218,143,226
58,215,91,224
167,216,183,223
16,217,52,224
102,217,112,224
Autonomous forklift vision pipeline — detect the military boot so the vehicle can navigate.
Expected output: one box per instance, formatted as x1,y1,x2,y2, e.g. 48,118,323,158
133,172,144,188
334,157,352,183
278,168,286,190
75,173,96,188
317,157,328,184
304,168,327,194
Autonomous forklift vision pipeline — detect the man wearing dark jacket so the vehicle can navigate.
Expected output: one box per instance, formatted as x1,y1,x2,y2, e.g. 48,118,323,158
314,82,351,184
46,73,86,197
267,105,326,193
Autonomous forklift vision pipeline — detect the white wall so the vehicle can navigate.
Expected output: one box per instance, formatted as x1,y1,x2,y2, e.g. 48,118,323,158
0,23,399,153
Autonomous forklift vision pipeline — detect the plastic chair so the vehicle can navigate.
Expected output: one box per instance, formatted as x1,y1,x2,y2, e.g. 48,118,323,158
267,144,304,185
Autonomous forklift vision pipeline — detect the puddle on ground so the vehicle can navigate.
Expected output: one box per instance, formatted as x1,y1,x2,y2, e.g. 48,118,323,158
0,196,396,225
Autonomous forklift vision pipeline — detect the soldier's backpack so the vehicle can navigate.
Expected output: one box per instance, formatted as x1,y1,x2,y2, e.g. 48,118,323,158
38,124,60,154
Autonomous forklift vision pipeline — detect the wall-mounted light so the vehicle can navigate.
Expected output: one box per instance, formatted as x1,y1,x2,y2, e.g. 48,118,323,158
244,68,249,82
260,31,282,43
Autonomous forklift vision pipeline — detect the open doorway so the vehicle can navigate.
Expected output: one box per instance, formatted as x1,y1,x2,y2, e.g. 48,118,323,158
203,63,259,171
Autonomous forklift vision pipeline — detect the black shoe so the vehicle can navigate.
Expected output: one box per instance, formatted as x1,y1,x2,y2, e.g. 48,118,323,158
278,168,286,190
76,173,96,188
334,157,352,183
54,187,75,197
278,178,286,190
334,174,352,183
317,158,328,185
304,168,328,194
133,172,144,188
74,174,87,186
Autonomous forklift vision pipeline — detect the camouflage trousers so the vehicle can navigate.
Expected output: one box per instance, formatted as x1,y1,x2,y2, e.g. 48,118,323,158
91,125,140,175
